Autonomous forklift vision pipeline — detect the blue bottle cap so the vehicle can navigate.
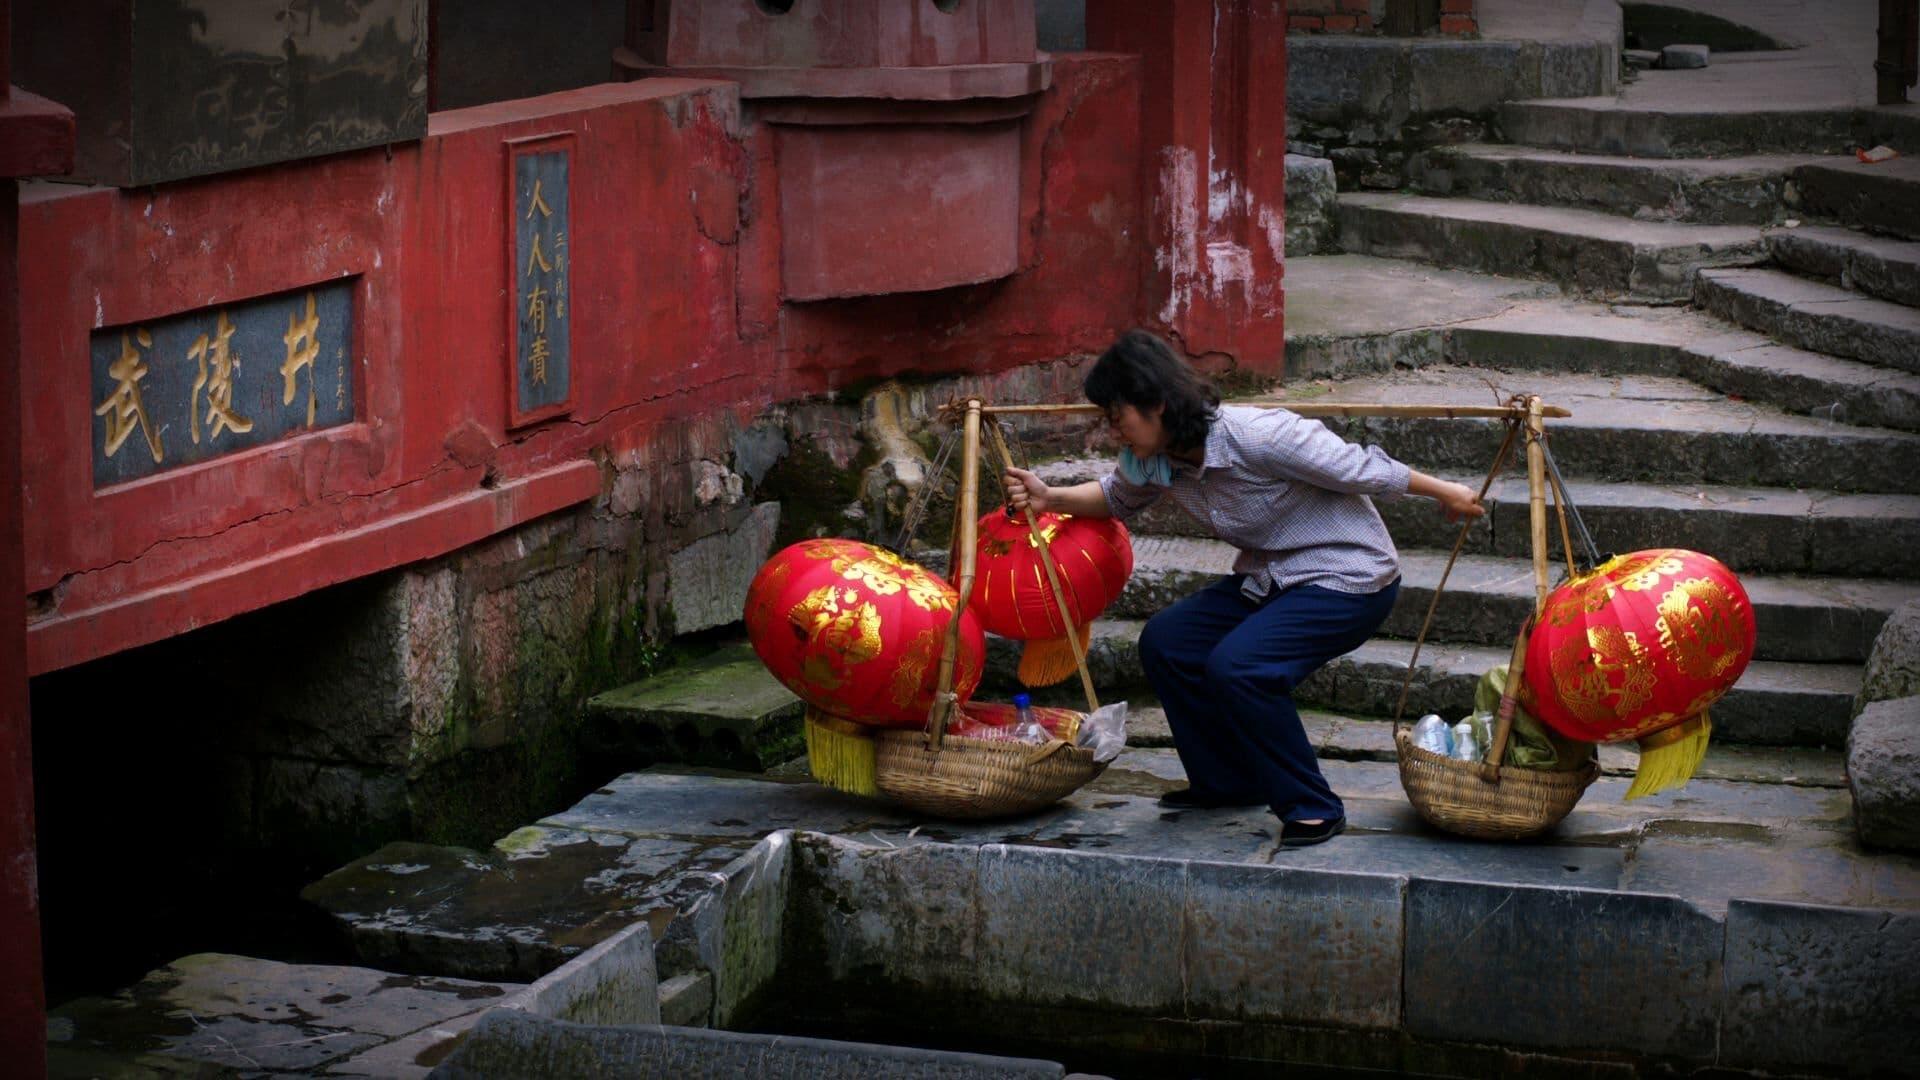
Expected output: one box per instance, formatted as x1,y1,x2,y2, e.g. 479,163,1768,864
1012,693,1032,708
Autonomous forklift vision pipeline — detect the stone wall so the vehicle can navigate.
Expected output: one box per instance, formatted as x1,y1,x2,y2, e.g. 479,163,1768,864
1286,0,1479,37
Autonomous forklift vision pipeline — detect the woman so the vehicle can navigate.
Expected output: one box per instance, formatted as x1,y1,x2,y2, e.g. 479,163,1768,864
1003,330,1483,847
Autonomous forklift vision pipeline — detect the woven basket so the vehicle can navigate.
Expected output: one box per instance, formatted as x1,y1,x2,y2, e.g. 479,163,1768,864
873,728,1106,819
1395,729,1598,840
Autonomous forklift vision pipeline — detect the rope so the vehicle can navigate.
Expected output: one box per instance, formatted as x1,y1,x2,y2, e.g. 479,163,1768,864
1537,435,1603,572
889,425,962,557
1392,414,1524,730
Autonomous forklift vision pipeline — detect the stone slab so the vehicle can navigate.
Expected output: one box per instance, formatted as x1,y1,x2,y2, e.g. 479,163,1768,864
1861,599,1920,707
657,970,714,1028
975,844,1187,1013
1766,224,1920,308
47,953,517,1077
1722,899,1920,1075
501,920,659,1027
1414,144,1812,225
427,1008,1066,1080
1183,860,1404,1028
1658,44,1710,70
1622,825,1920,914
583,642,805,771
302,830,718,983
791,835,984,994
1794,155,1920,242
1404,879,1723,1060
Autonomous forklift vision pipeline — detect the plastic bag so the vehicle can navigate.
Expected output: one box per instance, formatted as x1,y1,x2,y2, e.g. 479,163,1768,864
1075,701,1129,763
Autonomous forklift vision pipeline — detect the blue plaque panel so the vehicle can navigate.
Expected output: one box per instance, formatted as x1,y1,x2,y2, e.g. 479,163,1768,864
89,281,355,489
509,138,574,426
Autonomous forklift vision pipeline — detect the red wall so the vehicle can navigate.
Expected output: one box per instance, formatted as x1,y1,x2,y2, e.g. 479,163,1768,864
18,56,1150,675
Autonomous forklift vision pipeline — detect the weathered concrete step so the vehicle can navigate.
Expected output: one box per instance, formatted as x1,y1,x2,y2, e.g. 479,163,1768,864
1411,144,1817,225
1767,225,1920,309
1127,701,1850,786
1697,268,1920,375
1283,254,1920,433
582,643,803,773
1029,455,1920,579
1793,155,1920,242
1088,535,1915,665
1445,305,1920,435
1337,193,1768,302
989,616,1861,748
1497,98,1920,159
1269,365,1920,495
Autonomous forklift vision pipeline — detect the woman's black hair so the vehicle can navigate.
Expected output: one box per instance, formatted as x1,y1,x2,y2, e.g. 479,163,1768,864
1084,330,1220,453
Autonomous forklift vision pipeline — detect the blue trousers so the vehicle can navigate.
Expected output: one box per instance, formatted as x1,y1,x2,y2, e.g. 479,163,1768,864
1140,575,1400,823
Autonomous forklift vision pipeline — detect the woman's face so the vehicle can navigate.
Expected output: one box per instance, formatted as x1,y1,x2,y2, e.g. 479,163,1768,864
1106,402,1167,459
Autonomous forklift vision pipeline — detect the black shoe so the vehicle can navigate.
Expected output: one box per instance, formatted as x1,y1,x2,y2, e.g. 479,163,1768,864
1279,816,1346,847
1158,787,1266,809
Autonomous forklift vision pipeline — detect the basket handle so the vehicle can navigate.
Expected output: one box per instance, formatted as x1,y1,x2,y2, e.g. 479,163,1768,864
984,418,1101,714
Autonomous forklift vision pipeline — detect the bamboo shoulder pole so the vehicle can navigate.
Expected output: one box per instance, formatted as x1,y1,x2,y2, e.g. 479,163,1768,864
981,401,1572,420
928,399,983,749
984,422,1100,714
1525,395,1551,615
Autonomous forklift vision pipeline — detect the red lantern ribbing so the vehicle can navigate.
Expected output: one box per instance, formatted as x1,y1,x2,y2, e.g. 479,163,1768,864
968,510,1133,686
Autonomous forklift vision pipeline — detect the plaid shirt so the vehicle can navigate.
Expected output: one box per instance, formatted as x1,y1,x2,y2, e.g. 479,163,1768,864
1099,405,1410,599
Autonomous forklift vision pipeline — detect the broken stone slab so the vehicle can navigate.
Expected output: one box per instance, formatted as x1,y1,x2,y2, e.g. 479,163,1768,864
1721,899,1920,1075
1624,48,1661,70
301,830,725,983
1658,44,1710,69
499,920,659,1027
582,642,804,772
1860,599,1920,709
1849,695,1920,851
1793,155,1920,243
1404,879,1723,1061
47,953,519,1078
427,1008,1066,1079
657,970,714,1027
665,501,780,635
1621,822,1920,914
1695,267,1920,376
1766,224,1920,308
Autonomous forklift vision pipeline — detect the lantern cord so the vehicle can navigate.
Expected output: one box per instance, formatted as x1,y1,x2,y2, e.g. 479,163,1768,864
1535,433,1603,573
889,425,963,558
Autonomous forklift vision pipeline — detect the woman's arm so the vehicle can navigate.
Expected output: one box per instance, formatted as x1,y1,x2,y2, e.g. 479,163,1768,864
1407,470,1485,522
1002,468,1113,518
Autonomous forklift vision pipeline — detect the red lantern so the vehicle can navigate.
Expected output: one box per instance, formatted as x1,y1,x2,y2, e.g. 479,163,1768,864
969,510,1133,686
1524,549,1756,798
745,539,985,729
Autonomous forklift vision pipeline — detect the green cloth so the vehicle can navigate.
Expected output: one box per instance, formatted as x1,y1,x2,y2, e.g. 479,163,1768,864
1474,664,1595,772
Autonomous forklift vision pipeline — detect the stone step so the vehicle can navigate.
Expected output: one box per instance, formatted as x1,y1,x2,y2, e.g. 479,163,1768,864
1444,304,1920,435
581,642,804,773
1029,456,1920,579
1696,268,1920,375
1765,225,1920,309
1497,98,1920,159
1267,365,1920,495
987,626,1861,749
1792,156,1920,242
1336,193,1769,302
1127,701,1852,786
1411,144,1818,226
1086,535,1914,665
1284,254,1920,434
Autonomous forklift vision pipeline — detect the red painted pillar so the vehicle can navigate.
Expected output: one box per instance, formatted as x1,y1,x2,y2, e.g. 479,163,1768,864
1088,0,1289,376
1,0,74,1070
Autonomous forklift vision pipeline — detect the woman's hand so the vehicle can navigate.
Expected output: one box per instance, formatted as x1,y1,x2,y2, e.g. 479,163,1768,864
1003,467,1052,514
1408,470,1485,523
1431,479,1485,523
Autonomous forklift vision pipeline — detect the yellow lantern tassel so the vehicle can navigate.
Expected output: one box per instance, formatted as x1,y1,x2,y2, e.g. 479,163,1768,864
804,709,877,797
1624,713,1712,801
1017,625,1093,688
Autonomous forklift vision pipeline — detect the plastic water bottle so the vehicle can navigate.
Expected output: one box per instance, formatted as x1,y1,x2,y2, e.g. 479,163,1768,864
1450,719,1482,762
1011,692,1048,744
1412,714,1452,756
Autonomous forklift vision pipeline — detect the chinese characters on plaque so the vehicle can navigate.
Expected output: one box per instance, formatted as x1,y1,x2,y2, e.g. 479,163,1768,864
89,282,355,488
509,137,573,425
